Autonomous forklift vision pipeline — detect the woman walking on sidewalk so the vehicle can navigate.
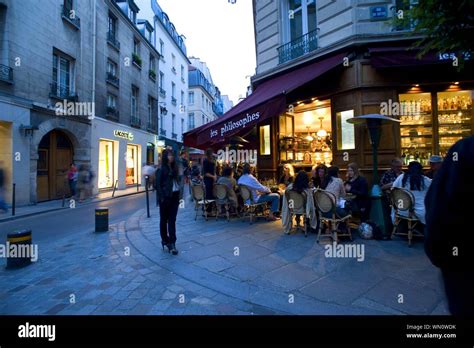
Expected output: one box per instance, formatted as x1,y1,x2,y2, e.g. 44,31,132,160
156,149,181,255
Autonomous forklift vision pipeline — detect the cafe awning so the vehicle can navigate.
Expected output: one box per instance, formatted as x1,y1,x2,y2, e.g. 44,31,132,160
183,52,347,149
369,46,451,68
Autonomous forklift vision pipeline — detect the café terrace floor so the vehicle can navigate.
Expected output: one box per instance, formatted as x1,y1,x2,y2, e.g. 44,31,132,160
0,195,449,315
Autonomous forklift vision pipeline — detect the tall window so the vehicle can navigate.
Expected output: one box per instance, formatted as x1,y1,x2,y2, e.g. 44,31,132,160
131,85,138,118
159,71,164,89
172,113,176,134
180,91,184,105
160,112,164,130
147,96,152,123
64,0,73,12
202,114,205,125
201,94,204,106
128,7,136,24
188,112,195,129
107,94,116,109
52,52,74,97
188,91,194,104
180,65,184,79
181,118,185,135
284,0,316,42
171,54,176,71
171,82,176,98
149,55,156,72
108,13,117,38
159,39,164,57
133,38,140,55
107,59,117,76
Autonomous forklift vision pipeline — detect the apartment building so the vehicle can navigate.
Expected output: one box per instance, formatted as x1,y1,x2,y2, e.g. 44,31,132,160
0,0,162,204
135,0,190,150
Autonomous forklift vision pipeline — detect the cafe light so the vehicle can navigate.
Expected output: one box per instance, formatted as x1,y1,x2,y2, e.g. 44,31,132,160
454,81,459,85
414,84,419,87
316,117,327,138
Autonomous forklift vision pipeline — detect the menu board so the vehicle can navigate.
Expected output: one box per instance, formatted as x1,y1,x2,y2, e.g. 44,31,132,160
337,110,355,150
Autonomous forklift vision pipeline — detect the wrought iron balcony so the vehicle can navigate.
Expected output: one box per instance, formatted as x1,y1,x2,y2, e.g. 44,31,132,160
107,31,120,50
130,115,141,128
159,88,166,97
132,53,142,68
147,121,158,133
106,107,119,121
61,5,80,30
171,97,177,106
277,29,318,64
149,69,156,81
160,129,167,136
0,64,13,84
172,132,177,140
49,82,78,101
106,72,119,88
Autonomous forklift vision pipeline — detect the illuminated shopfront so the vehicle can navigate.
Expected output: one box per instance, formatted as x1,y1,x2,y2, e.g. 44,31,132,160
98,139,116,189
126,144,139,185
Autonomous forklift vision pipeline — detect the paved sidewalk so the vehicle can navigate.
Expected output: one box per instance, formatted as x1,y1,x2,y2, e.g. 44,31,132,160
0,185,148,222
0,196,449,315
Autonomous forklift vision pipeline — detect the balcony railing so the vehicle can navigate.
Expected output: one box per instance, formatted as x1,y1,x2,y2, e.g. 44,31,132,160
147,121,158,133
171,97,177,106
277,29,318,64
61,5,80,30
49,82,78,101
106,72,119,88
130,115,141,128
159,87,166,97
132,53,142,68
149,69,156,81
106,107,119,121
172,132,177,140
160,129,167,136
107,31,120,50
0,64,13,84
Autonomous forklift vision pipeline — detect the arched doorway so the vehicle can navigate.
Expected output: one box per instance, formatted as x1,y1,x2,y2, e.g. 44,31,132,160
37,130,74,201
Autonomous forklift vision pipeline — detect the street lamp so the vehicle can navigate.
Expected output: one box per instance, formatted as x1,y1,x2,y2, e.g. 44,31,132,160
346,114,400,237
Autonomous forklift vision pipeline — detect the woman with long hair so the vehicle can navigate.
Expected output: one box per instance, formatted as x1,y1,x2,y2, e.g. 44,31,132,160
344,162,370,221
321,166,349,218
156,149,181,255
279,163,295,187
311,164,327,189
392,161,431,225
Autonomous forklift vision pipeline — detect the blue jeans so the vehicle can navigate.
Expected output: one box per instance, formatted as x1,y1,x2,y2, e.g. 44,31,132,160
257,193,280,213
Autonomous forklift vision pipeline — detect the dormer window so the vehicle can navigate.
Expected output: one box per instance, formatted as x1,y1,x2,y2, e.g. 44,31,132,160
128,7,136,24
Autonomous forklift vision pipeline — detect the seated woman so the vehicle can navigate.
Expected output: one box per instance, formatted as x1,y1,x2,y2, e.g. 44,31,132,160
392,161,431,226
311,163,328,189
216,166,239,207
320,166,349,218
344,163,370,221
237,163,280,221
281,170,318,234
279,163,295,188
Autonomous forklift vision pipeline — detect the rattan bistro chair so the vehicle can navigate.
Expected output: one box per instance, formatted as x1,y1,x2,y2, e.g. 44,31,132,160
285,190,309,237
239,185,269,224
191,184,215,221
213,184,232,222
313,189,352,243
390,187,422,246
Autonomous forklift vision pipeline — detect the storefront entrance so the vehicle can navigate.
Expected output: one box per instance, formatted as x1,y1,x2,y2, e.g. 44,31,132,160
37,130,73,201
98,139,115,189
146,143,155,165
126,144,139,185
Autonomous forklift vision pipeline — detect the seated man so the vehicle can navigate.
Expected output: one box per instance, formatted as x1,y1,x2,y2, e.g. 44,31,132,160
237,163,280,221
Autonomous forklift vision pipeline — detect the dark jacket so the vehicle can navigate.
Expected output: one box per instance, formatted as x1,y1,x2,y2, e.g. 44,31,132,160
346,176,369,211
425,136,474,271
155,165,180,202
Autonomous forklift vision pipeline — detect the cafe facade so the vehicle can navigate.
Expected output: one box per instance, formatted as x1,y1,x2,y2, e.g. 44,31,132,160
183,41,473,183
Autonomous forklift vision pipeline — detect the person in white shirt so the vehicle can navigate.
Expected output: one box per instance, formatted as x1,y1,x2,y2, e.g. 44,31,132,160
392,161,431,224
238,163,280,221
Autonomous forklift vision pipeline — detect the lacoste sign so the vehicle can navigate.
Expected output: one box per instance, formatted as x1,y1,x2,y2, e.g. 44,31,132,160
114,130,134,141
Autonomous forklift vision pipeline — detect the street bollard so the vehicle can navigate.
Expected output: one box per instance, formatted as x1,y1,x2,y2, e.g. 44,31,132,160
145,176,150,218
95,207,109,232
11,183,16,216
6,230,32,269
112,180,118,198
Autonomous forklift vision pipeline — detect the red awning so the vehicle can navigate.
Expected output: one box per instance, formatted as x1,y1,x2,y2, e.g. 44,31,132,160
183,53,347,149
369,46,450,68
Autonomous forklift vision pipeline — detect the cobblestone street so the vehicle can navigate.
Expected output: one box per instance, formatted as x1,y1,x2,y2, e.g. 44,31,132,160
0,196,449,315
